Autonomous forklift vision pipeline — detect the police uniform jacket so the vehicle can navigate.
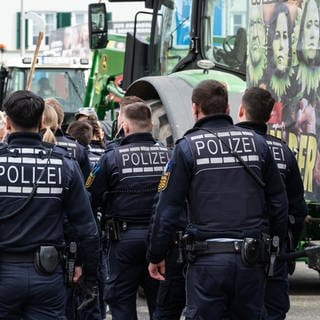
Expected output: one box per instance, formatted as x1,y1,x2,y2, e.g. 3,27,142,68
0,132,100,280
237,121,307,246
87,140,106,168
55,128,91,180
89,132,170,225
148,114,288,264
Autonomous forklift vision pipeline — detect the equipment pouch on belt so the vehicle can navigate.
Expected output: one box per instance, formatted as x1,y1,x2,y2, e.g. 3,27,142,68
183,233,197,264
105,218,121,241
34,246,59,275
241,238,266,266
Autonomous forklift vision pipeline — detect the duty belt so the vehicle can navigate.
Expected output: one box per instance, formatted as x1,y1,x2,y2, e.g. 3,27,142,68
0,251,34,262
118,221,149,231
186,240,243,255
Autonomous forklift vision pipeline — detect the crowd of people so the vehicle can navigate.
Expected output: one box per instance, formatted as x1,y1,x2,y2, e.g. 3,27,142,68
0,81,307,320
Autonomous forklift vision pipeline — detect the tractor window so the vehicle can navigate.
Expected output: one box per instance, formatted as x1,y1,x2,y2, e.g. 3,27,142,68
158,0,191,75
205,0,248,74
7,69,26,95
28,69,86,113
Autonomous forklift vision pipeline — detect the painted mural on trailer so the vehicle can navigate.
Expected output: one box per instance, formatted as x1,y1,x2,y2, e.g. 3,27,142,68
247,0,320,200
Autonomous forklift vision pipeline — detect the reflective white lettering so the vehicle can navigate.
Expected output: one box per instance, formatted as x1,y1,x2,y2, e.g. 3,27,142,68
8,166,19,183
195,141,205,156
122,154,130,166
207,140,218,155
0,165,62,186
270,146,285,161
131,153,140,166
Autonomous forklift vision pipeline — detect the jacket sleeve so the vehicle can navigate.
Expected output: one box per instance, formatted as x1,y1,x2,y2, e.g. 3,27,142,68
63,159,100,281
262,145,288,242
148,140,192,263
285,148,308,246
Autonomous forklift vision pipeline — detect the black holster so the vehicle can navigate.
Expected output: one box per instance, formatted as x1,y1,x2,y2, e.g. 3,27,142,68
240,237,269,266
104,218,121,241
34,246,59,275
174,231,185,264
63,241,77,287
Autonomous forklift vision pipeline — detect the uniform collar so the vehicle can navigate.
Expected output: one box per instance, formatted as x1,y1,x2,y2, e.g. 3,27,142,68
7,132,43,147
237,121,267,135
120,132,155,146
193,113,233,129
55,128,65,137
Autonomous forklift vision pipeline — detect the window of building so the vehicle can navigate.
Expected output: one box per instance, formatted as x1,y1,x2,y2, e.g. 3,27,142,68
18,11,86,50
232,14,243,34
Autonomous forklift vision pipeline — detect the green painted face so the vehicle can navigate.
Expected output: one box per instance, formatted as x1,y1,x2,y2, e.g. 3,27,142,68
302,0,320,61
273,12,289,73
249,6,266,66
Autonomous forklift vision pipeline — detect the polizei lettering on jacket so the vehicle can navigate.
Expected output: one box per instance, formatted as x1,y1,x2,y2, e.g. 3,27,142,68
266,139,286,171
116,145,169,176
188,130,259,168
0,154,63,195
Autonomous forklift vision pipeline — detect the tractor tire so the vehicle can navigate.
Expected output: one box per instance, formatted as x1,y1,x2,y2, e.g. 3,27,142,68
147,99,174,148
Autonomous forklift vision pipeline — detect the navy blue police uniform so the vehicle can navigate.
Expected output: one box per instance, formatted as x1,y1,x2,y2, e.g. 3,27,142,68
54,132,103,320
148,114,288,320
237,121,307,320
87,140,106,169
55,128,91,180
89,132,170,320
0,132,99,320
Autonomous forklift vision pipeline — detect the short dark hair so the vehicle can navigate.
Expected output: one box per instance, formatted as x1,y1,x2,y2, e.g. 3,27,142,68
192,80,228,115
120,96,144,109
123,102,152,130
67,120,93,146
3,90,44,129
242,87,275,123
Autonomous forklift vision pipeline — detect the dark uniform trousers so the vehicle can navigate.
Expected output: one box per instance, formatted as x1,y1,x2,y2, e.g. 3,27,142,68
263,262,289,320
0,262,66,320
185,254,266,320
104,228,159,320
153,247,186,320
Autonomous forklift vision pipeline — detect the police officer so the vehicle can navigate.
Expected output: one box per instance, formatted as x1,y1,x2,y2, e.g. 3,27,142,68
237,87,308,320
88,102,170,320
148,80,288,319
0,90,100,319
85,116,107,167
45,98,91,180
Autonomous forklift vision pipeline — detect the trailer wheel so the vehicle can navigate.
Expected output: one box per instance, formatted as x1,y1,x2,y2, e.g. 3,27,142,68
147,99,174,148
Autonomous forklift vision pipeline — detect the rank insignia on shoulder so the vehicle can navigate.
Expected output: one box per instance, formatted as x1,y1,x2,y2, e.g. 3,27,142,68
158,160,172,192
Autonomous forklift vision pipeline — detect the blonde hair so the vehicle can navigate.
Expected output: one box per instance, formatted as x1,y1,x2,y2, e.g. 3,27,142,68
42,104,58,144
44,98,64,127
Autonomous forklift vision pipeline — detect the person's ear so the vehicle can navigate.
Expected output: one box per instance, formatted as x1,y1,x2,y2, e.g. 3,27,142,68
192,103,199,120
123,120,130,135
226,104,230,115
5,117,12,132
237,104,244,122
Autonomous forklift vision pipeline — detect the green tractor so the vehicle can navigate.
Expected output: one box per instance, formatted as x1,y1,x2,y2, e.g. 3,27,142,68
85,0,320,274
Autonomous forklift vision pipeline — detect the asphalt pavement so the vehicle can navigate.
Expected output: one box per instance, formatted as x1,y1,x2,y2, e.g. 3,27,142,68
106,262,320,319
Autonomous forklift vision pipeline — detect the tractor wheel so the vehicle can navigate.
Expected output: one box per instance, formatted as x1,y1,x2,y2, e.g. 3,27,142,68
147,99,174,148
